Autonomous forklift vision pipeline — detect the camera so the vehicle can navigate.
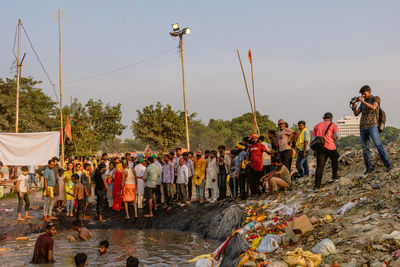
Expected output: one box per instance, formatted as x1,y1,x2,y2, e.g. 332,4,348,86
349,97,359,108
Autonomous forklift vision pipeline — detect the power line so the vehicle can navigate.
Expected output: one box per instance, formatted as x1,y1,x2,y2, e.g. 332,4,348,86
12,24,18,60
20,23,59,102
63,47,178,85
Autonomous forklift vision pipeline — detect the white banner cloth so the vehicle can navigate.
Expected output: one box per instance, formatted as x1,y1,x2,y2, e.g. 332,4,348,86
0,131,60,165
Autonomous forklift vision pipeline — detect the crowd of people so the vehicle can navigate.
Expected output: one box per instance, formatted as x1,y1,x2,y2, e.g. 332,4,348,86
0,85,394,265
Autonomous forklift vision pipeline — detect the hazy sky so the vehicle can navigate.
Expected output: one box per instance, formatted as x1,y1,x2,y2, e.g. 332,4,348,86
1,0,400,138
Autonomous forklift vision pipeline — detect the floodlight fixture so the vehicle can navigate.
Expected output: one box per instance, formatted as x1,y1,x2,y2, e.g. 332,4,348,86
172,23,180,31
183,27,191,35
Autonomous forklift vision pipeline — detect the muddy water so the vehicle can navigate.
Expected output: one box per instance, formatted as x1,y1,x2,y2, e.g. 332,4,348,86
0,229,218,267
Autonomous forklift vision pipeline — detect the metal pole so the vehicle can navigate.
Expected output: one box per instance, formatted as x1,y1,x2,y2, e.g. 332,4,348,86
58,10,65,167
180,35,190,151
15,19,21,133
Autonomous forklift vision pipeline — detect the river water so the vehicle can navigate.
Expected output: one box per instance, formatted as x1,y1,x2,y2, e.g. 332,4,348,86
0,229,218,267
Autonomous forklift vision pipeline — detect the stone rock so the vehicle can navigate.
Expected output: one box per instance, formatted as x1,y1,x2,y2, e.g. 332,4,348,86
220,233,251,267
208,204,244,240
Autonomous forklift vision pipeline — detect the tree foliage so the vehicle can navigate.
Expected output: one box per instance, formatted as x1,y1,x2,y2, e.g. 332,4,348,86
131,102,185,153
207,112,276,147
62,98,126,156
0,77,58,132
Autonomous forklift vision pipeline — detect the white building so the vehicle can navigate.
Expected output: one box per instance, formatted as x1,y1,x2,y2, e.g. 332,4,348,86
337,116,360,138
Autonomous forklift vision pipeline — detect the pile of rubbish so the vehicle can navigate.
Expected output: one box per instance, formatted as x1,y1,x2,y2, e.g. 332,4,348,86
191,140,400,267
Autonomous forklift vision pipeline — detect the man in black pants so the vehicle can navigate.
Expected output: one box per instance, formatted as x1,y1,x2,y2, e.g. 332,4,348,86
94,163,111,222
312,112,340,190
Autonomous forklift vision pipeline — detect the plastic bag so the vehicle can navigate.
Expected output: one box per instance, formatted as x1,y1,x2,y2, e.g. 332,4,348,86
242,221,256,232
270,203,300,216
335,202,356,216
284,248,321,267
312,239,336,257
257,234,281,253
195,259,212,267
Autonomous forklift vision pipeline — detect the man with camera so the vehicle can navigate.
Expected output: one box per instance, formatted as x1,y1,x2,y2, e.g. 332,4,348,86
352,85,393,174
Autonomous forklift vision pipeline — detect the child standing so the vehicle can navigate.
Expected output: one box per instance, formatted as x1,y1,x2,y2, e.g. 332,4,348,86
16,166,32,221
55,169,65,212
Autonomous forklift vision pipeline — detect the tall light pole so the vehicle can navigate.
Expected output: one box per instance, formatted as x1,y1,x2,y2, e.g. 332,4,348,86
170,23,191,151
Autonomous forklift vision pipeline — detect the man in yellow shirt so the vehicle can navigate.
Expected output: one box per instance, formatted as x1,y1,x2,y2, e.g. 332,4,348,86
193,150,206,203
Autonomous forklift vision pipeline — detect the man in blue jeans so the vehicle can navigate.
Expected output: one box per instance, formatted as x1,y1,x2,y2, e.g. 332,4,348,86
352,85,393,174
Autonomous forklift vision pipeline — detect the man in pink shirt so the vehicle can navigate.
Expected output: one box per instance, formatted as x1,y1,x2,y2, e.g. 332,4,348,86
312,112,339,190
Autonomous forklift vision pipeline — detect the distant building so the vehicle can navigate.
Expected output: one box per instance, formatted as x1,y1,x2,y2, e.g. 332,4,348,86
337,116,360,138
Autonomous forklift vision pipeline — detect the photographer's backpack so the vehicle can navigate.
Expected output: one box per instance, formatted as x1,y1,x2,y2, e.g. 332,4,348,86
375,96,386,133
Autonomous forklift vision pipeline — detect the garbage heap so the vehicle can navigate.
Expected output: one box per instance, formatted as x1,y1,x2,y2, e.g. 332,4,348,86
192,140,400,267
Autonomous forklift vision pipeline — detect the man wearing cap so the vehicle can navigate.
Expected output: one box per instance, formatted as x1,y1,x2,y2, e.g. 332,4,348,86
312,112,339,190
247,134,271,195
235,143,248,200
134,158,146,209
277,119,298,172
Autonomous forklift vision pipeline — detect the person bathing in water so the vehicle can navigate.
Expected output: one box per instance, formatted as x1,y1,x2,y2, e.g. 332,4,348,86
68,220,92,242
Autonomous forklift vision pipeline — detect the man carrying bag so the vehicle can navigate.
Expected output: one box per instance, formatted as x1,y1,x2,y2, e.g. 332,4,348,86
311,112,339,191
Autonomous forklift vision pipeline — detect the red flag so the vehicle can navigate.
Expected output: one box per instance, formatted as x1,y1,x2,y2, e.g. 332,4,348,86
248,49,252,63
65,116,72,141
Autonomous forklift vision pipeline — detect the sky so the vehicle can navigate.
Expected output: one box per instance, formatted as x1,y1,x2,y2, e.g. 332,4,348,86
1,0,400,139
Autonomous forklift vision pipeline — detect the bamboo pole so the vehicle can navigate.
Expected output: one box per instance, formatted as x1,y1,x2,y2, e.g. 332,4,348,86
249,52,259,135
237,49,259,134
15,19,21,133
58,10,64,167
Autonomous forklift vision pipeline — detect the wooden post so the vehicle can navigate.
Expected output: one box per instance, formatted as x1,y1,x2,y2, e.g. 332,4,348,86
58,10,64,167
180,35,190,151
249,53,259,135
237,49,259,134
15,19,21,133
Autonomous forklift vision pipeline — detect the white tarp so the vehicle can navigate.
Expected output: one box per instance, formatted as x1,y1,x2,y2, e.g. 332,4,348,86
0,131,59,165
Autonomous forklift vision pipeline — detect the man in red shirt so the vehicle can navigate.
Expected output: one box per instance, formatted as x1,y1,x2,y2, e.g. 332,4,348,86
248,134,271,195
312,112,339,190
31,223,57,264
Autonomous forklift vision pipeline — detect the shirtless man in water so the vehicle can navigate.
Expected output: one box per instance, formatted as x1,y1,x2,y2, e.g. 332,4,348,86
68,220,92,242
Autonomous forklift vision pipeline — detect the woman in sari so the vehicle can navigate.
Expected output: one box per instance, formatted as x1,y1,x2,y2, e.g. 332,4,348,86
112,166,123,211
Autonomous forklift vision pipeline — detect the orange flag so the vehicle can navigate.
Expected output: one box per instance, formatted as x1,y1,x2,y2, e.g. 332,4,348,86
248,49,252,63
65,116,72,141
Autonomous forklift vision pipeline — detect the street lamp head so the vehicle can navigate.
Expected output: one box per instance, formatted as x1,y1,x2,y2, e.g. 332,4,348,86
172,23,180,31
183,27,191,35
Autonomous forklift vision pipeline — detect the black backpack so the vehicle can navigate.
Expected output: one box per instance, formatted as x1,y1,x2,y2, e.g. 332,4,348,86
374,97,386,133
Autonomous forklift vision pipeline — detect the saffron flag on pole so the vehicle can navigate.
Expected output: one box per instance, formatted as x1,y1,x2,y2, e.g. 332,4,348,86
248,49,252,63
65,116,72,141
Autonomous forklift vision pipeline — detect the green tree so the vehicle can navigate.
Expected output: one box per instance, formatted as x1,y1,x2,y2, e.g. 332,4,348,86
131,102,185,153
380,126,400,145
208,112,276,147
123,138,147,152
189,120,225,151
0,77,58,132
62,98,126,156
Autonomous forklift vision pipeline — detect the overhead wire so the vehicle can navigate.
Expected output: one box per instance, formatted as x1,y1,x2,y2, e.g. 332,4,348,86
20,23,60,102
63,46,178,85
